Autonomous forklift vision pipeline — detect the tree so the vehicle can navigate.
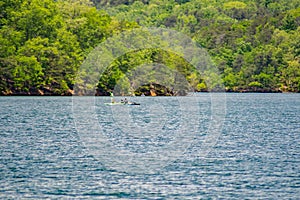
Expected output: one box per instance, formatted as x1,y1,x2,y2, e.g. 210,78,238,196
12,55,44,93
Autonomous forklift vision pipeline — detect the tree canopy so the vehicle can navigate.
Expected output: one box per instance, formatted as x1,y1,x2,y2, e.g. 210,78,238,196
1,0,299,95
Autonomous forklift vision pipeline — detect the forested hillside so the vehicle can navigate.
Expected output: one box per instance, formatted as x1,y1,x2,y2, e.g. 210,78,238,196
1,0,299,95
0,0,138,95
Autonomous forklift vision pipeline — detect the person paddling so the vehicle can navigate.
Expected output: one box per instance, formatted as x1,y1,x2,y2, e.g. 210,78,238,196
110,92,116,103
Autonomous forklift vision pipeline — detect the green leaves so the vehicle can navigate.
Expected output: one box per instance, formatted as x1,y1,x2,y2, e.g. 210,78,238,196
0,0,116,95
1,0,299,95
12,55,44,92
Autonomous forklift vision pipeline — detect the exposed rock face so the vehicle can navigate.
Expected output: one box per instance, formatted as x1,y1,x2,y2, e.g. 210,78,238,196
135,83,175,96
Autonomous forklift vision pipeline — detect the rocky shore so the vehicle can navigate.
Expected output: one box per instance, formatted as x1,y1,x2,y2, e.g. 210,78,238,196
1,86,290,96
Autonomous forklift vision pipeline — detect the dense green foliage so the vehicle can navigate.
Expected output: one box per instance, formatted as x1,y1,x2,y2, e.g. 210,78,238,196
1,0,300,95
0,0,137,95
101,0,300,92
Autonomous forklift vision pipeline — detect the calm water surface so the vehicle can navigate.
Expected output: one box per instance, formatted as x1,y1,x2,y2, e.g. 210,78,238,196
0,94,299,199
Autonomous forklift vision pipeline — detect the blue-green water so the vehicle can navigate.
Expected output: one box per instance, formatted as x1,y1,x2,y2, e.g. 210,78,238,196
0,94,299,199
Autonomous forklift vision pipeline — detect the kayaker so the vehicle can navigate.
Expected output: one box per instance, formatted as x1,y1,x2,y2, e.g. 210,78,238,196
110,92,115,103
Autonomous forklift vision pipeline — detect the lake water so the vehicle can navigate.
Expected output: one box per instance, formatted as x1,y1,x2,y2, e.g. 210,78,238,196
0,94,299,199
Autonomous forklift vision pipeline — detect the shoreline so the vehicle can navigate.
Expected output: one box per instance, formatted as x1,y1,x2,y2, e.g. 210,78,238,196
1,90,299,96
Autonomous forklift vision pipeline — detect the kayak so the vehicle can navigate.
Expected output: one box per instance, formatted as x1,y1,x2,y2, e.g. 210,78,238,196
104,102,140,106
104,102,124,106
128,102,140,105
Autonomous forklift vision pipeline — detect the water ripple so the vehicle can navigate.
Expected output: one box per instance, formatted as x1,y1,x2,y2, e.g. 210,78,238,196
0,94,299,199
